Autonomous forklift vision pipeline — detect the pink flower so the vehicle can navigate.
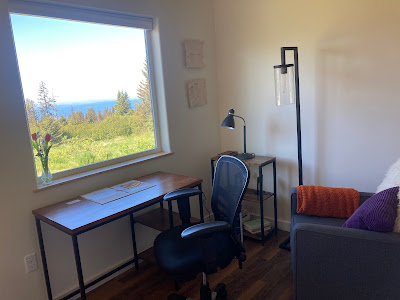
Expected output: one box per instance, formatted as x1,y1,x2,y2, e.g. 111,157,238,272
31,133,37,141
45,133,51,142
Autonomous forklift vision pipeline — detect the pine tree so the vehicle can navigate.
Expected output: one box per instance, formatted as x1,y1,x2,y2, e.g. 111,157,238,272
38,116,62,144
50,89,58,120
114,90,131,115
69,110,85,125
97,111,103,122
135,60,153,128
25,98,38,127
85,107,97,123
37,81,57,119
103,107,113,119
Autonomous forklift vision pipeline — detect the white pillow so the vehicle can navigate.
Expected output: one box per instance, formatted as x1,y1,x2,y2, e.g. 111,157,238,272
377,157,400,232
377,157,400,193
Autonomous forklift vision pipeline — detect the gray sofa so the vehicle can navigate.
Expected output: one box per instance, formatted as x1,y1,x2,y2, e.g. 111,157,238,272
290,187,400,300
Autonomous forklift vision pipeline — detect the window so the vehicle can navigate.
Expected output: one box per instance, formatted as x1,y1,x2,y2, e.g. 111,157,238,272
9,1,162,180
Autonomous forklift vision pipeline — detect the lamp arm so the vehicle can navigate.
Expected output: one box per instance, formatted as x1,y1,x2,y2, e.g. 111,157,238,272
231,114,246,126
231,114,246,154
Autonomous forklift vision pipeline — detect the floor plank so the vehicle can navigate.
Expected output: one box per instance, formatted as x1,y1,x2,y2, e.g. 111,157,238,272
84,230,292,300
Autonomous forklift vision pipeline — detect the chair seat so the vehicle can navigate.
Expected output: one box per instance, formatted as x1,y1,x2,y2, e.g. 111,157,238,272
154,223,236,281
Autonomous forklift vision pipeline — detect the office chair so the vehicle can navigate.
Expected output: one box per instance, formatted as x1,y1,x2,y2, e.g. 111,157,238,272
154,155,249,300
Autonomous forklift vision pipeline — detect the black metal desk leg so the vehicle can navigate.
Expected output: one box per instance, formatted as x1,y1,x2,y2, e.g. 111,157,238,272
168,200,174,229
259,166,265,245
273,161,277,235
129,214,139,270
211,160,215,184
72,235,86,300
198,183,204,221
35,218,53,300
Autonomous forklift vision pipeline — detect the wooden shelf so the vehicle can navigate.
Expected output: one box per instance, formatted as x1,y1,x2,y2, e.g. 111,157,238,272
243,228,273,240
242,189,274,203
135,208,200,232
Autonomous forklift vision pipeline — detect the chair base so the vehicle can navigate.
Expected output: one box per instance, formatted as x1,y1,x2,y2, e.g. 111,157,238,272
167,282,227,300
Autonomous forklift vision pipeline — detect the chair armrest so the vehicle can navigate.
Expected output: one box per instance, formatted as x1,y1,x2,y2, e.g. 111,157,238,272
181,221,230,239
163,188,201,202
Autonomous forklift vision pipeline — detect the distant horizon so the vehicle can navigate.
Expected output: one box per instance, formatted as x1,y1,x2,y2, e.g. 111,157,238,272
50,97,140,105
54,99,138,118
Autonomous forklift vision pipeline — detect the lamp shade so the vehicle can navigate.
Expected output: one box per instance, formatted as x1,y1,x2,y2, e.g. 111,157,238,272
221,110,235,129
273,64,295,106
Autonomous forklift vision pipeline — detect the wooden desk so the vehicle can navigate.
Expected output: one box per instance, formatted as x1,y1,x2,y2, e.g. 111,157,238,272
33,171,203,300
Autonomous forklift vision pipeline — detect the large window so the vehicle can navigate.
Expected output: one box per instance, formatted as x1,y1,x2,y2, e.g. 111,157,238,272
9,1,160,179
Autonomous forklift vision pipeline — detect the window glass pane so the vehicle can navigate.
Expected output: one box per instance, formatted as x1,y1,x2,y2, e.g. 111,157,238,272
10,14,156,176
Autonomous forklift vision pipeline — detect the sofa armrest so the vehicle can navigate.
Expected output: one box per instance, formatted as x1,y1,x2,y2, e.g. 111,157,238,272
293,223,400,299
290,187,375,217
291,187,298,216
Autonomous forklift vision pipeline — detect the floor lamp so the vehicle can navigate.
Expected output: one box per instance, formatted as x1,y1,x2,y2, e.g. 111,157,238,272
273,47,303,251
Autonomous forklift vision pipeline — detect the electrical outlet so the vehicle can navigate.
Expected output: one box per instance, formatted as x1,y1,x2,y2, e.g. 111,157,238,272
24,253,38,273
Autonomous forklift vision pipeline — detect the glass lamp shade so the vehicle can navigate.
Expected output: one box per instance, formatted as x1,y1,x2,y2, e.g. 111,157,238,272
274,64,295,106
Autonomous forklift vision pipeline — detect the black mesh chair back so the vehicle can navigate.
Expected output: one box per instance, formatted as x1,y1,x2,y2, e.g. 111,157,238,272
211,155,249,238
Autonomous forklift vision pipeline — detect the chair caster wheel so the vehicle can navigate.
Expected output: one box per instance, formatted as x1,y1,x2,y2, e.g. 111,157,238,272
214,283,227,299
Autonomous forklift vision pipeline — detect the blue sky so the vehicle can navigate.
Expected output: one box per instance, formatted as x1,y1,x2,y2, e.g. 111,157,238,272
10,14,147,103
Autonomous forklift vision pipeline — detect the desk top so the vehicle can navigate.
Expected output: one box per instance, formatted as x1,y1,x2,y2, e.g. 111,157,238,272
211,152,276,167
33,172,202,235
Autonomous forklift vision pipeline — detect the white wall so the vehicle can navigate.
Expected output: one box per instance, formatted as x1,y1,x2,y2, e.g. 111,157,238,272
0,0,220,299
213,0,400,224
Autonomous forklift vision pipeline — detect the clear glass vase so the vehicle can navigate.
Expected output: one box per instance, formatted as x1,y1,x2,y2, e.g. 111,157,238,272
40,156,52,185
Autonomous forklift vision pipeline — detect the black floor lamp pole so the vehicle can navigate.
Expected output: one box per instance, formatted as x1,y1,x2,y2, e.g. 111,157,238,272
279,47,303,251
281,47,303,186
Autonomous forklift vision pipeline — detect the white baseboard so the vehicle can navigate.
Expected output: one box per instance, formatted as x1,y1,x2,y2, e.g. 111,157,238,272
55,255,146,300
264,217,291,232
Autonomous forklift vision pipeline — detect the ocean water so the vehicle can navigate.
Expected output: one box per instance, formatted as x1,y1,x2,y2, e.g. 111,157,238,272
56,99,138,118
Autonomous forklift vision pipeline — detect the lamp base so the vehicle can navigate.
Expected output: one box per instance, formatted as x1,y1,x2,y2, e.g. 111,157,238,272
237,153,255,160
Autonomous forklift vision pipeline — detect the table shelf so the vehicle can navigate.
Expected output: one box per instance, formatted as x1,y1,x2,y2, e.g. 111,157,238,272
243,188,274,203
135,208,200,232
243,228,273,240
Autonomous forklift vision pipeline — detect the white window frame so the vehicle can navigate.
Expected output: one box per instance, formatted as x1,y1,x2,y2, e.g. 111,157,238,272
8,0,166,182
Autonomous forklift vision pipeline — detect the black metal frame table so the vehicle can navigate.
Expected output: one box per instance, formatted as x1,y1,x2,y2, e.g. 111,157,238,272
211,154,277,245
33,172,203,300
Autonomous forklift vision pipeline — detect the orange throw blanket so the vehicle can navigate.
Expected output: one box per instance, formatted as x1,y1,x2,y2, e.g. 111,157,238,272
297,186,359,218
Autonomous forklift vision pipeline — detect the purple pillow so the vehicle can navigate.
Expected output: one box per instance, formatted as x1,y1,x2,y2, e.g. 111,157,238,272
342,186,399,232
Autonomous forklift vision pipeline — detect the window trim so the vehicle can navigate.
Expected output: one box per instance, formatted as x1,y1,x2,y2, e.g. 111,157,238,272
9,0,169,186
8,0,153,29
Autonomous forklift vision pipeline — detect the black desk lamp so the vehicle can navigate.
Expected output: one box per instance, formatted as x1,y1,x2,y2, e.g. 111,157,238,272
221,109,255,160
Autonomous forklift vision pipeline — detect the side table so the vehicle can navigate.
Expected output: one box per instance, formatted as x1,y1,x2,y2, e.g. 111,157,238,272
211,153,277,245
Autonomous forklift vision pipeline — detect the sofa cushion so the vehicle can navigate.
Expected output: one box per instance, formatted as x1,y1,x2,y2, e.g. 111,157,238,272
292,214,346,228
342,187,399,232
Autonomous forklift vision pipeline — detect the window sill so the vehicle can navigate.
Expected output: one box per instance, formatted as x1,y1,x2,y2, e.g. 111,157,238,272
33,151,174,192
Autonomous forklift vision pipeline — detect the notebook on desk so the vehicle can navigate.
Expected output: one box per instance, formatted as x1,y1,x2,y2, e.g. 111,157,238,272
82,180,155,204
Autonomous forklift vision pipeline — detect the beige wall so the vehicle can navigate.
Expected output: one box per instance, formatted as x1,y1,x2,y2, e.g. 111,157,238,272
0,0,220,299
213,0,400,225
3,0,400,298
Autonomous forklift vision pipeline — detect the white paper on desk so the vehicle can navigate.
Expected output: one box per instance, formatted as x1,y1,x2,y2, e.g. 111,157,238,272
82,188,128,205
111,180,155,195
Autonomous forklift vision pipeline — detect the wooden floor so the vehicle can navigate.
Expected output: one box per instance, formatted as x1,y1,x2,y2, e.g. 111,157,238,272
85,230,292,300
